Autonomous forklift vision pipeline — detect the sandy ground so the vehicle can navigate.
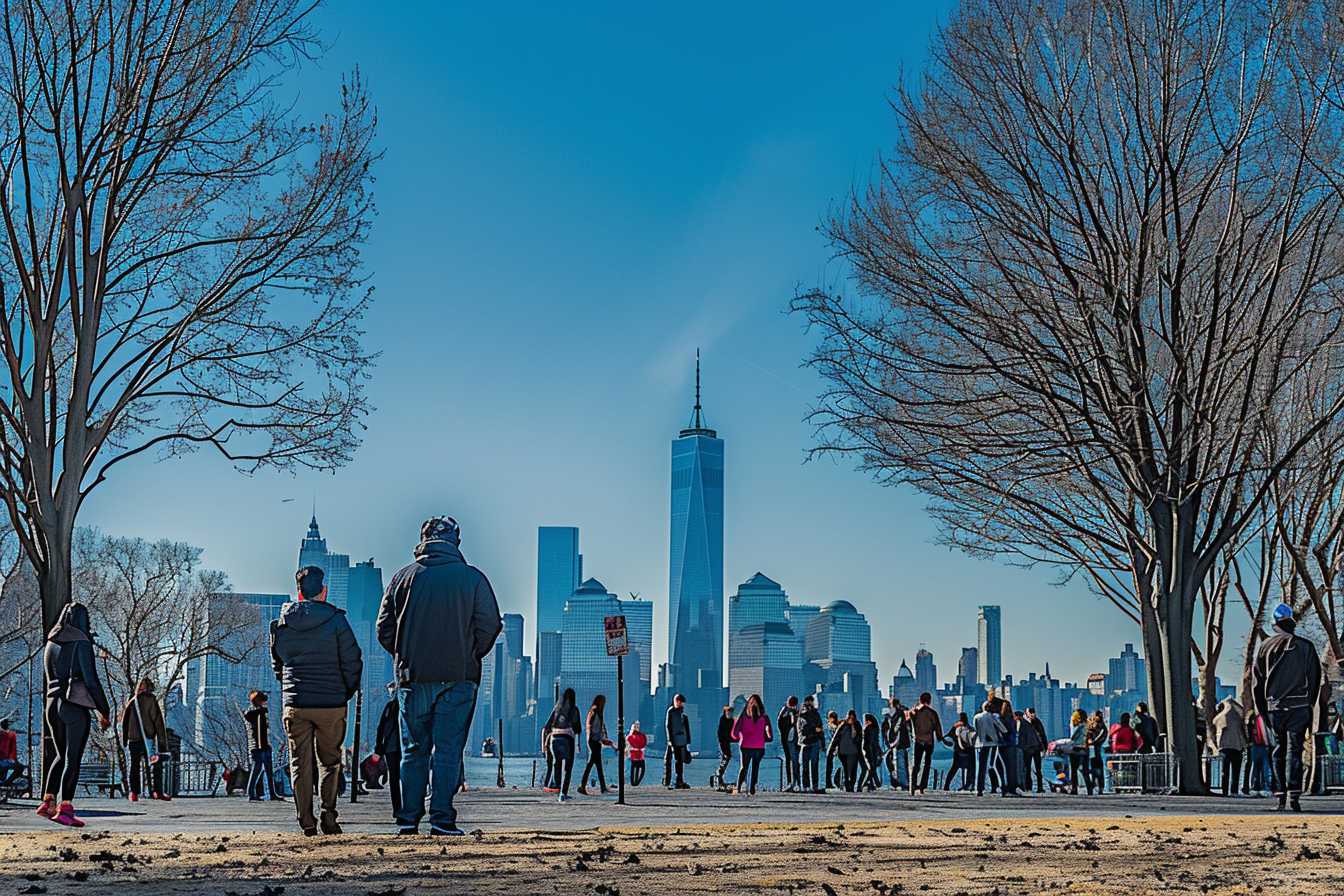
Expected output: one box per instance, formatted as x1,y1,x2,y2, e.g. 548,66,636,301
1,815,1342,895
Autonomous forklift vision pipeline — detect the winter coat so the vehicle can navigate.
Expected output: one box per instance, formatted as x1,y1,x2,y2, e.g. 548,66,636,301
973,710,1006,746
717,714,735,749
586,707,609,744
666,705,691,748
777,706,799,745
122,691,166,745
1017,717,1044,752
910,704,943,745
883,711,912,750
627,730,649,761
544,702,582,740
797,706,825,746
1252,627,1323,715
374,699,401,755
1107,722,1142,754
270,599,363,709
44,624,111,718
1133,710,1159,751
1209,702,1247,752
862,723,882,758
827,721,862,758
732,713,773,750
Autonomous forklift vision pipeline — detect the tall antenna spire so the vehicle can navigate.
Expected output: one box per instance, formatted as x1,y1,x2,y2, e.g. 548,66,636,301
680,348,717,438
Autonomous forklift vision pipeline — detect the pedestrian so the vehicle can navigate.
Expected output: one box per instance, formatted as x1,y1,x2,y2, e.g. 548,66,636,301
1133,701,1160,753
36,602,112,827
376,516,502,834
860,713,883,791
973,700,1005,796
827,709,863,792
272,565,363,836
796,695,825,793
244,691,282,802
1245,709,1274,795
883,698,911,791
1019,707,1046,793
824,710,841,790
0,718,19,786
627,721,648,786
1252,603,1322,812
663,693,692,789
777,696,801,792
122,677,169,802
1108,711,1143,753
713,704,735,791
372,684,402,815
909,692,942,794
544,688,581,802
943,712,976,791
1208,699,1245,796
1086,710,1108,794
998,700,1022,797
1068,709,1089,794
578,695,612,795
540,723,555,792
732,694,773,795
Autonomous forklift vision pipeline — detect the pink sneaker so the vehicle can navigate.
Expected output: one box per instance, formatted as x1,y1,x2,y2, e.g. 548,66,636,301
35,796,56,819
52,802,85,828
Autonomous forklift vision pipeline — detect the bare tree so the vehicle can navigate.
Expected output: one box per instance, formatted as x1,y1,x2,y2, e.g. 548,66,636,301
0,0,378,637
794,0,1344,791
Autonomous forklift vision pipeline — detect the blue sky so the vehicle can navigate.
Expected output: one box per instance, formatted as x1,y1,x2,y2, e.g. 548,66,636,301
84,2,1183,686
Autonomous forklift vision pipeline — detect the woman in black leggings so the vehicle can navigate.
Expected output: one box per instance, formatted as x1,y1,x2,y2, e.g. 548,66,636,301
39,603,112,827
578,695,612,795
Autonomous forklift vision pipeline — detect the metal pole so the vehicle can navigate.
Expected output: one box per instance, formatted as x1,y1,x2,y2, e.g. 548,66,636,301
496,719,505,788
26,650,35,797
616,654,626,806
350,688,362,804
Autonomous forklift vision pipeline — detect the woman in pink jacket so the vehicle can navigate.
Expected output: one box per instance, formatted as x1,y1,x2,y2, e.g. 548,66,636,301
731,694,774,795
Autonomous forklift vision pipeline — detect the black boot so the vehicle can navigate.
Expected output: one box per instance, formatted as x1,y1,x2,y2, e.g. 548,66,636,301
1290,792,1302,812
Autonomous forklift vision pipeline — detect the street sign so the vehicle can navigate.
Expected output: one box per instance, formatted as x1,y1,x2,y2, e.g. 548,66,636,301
604,614,628,657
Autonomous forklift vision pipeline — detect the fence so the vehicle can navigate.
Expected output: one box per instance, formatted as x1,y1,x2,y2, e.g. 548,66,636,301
1107,752,1177,794
167,760,223,797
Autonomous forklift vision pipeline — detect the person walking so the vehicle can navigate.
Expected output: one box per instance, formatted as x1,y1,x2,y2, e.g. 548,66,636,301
1019,707,1046,793
371,684,403,815
627,722,648,786
713,704,735,791
543,688,581,802
943,712,976,791
1252,603,1322,812
1067,709,1089,794
827,710,863,792
883,698,911,791
797,695,825,793
578,695,613,795
243,691,282,802
998,700,1022,797
0,718,19,786
1133,702,1160,753
272,565,363,836
973,701,1005,796
860,713,883,791
376,516,502,835
777,696,801,792
663,693,692,789
909,692,942,794
1208,699,1245,796
37,603,112,827
824,711,842,790
1245,709,1274,796
732,694,773,795
122,678,168,802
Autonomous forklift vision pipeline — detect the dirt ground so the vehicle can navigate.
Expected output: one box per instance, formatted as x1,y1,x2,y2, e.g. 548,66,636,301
2,815,1342,895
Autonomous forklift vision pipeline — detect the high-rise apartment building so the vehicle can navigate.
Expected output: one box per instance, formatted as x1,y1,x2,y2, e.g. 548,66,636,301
914,648,937,695
977,605,1002,687
536,527,581,698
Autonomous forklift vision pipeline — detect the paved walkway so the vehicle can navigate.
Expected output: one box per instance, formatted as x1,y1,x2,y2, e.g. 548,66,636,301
2,786,1341,834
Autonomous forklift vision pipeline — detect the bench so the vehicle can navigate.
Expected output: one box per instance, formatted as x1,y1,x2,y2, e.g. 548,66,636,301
77,761,121,797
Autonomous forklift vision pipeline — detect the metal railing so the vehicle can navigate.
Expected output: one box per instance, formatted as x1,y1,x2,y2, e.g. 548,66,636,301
1107,751,1177,794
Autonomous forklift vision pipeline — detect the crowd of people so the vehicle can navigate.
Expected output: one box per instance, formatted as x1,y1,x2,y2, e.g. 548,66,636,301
25,512,1338,832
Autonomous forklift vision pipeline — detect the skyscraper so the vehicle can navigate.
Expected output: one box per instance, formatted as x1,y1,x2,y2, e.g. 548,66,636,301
977,605,1002,687
803,600,881,718
914,648,937,695
729,622,802,715
1107,642,1145,695
298,514,349,610
957,646,980,691
560,578,645,724
728,572,788,692
536,527,581,698
668,353,727,750
347,558,387,739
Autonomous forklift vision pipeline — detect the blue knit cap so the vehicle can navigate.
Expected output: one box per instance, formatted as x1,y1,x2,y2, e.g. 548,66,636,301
1272,603,1294,623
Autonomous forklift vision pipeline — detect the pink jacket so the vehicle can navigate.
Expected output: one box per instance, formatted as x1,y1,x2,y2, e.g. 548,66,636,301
731,712,773,750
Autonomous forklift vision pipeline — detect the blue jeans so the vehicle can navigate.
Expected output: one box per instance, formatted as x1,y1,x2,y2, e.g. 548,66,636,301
248,748,275,799
801,741,821,790
1248,744,1273,792
782,740,800,789
397,680,477,828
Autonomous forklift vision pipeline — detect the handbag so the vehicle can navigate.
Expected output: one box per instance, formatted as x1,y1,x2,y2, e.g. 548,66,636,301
131,693,162,762
65,679,98,710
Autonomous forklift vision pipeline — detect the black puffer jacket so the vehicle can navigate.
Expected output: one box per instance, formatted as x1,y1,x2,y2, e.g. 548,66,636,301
374,699,401,755
1253,624,1322,714
376,540,502,685
270,600,362,709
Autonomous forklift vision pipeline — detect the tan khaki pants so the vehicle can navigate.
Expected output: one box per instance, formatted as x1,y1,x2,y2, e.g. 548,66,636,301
282,705,346,831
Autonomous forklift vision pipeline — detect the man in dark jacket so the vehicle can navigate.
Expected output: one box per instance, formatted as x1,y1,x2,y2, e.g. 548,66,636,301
777,697,800,792
272,565,362,835
909,692,943,794
1252,603,1323,812
121,678,168,801
1133,702,1160,754
796,695,825,793
1020,707,1047,793
663,694,692,789
713,705,734,791
376,517,502,835
883,699,911,791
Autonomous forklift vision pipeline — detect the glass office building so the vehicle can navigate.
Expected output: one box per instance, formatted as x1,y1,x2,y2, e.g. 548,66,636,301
804,600,872,664
977,605,1002,688
728,621,802,713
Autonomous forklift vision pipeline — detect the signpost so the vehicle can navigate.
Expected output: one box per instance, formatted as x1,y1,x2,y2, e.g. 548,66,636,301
604,615,629,805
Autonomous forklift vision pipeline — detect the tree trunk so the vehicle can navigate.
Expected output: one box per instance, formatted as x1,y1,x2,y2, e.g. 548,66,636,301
34,525,74,798
1157,586,1206,794
1140,586,1168,737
